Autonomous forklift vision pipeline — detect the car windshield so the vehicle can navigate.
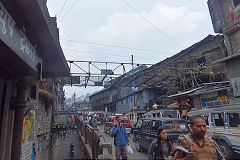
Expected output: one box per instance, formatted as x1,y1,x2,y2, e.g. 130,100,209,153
163,110,178,118
96,113,104,117
120,117,129,123
164,120,188,132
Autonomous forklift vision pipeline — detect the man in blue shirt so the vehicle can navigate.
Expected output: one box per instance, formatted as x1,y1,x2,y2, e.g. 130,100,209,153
112,116,130,160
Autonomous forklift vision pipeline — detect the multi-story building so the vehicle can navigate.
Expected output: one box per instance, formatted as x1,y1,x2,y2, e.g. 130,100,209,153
208,0,240,98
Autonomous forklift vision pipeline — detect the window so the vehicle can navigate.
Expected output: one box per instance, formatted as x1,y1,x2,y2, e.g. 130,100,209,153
142,121,151,131
213,113,224,126
233,0,240,7
121,117,129,123
202,115,209,126
228,113,240,128
135,119,142,128
151,121,161,133
163,111,178,118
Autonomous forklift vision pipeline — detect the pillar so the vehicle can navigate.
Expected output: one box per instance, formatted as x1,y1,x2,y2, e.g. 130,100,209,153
11,79,28,160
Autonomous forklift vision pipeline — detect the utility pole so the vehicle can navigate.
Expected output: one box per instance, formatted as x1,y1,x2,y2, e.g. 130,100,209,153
131,55,134,70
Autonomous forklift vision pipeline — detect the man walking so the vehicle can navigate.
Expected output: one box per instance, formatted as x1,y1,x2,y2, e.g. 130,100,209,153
174,115,225,160
112,116,130,160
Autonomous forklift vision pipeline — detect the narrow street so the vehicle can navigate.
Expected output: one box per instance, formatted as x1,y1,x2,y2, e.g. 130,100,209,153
97,125,147,160
52,130,87,160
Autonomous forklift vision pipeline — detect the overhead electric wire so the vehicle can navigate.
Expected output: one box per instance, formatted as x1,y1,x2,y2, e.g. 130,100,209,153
61,39,168,53
58,0,80,22
63,48,169,61
120,0,179,45
63,48,132,58
57,0,68,18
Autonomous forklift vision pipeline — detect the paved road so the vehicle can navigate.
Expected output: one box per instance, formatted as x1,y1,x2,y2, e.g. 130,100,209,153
52,130,87,160
97,125,147,160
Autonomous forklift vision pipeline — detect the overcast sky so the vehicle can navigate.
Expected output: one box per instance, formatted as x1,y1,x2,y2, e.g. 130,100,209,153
47,0,215,99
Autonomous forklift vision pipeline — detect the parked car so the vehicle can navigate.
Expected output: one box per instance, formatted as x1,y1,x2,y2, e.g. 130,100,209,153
133,117,189,152
93,111,105,125
104,115,131,135
187,106,240,159
125,111,145,129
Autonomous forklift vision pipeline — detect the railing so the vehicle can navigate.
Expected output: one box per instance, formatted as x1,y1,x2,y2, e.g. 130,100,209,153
75,119,112,159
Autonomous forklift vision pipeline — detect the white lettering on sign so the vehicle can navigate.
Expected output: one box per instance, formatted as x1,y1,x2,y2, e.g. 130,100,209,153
0,2,42,72
0,3,15,37
20,30,37,64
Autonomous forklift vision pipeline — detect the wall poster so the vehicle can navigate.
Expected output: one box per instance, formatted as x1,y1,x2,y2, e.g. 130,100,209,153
21,110,36,160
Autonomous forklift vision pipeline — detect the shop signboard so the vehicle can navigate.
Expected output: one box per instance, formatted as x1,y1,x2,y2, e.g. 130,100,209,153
0,2,42,72
231,77,240,97
101,69,113,75
65,76,80,85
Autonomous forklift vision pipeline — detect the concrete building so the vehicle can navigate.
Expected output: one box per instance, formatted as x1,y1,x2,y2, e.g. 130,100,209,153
90,35,228,112
0,1,69,160
208,0,240,98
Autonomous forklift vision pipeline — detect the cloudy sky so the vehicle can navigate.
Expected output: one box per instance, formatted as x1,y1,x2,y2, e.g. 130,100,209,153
47,0,215,98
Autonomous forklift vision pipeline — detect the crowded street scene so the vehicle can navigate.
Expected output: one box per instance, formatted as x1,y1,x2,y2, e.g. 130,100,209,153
1,0,240,160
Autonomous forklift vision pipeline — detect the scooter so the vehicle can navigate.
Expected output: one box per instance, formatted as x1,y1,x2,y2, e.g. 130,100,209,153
70,148,74,157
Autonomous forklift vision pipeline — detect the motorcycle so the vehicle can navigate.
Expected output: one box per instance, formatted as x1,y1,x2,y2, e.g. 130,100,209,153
70,148,74,157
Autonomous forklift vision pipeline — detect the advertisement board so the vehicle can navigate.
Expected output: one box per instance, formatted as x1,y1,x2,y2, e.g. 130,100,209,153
231,77,240,97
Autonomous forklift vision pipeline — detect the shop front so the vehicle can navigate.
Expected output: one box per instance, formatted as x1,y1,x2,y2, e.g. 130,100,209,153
0,1,69,160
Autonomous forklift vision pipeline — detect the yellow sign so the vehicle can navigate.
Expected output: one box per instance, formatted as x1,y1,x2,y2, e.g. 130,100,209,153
133,106,137,110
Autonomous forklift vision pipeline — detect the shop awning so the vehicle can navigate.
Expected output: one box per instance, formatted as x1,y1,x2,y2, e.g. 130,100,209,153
168,87,203,98
213,53,240,64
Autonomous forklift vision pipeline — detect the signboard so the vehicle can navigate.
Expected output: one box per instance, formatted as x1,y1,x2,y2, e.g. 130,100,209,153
0,2,42,72
66,76,80,85
53,110,80,115
101,69,114,75
231,77,240,97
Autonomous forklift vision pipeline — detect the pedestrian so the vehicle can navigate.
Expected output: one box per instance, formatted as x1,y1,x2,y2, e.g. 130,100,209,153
173,115,225,160
89,115,97,128
63,130,66,140
112,116,130,160
148,127,173,160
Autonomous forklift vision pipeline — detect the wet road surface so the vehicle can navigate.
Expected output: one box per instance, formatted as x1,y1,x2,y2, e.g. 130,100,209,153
53,130,87,160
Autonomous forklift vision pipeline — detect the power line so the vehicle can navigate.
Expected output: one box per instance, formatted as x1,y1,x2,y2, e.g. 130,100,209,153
63,48,132,58
61,39,167,53
58,0,80,22
120,0,179,45
57,0,68,18
63,48,169,61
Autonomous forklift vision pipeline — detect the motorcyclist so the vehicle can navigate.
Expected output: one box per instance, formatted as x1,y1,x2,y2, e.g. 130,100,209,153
70,143,74,150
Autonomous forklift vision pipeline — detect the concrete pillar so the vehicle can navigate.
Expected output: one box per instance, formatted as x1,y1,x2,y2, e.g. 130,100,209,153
11,79,29,160
0,80,16,160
